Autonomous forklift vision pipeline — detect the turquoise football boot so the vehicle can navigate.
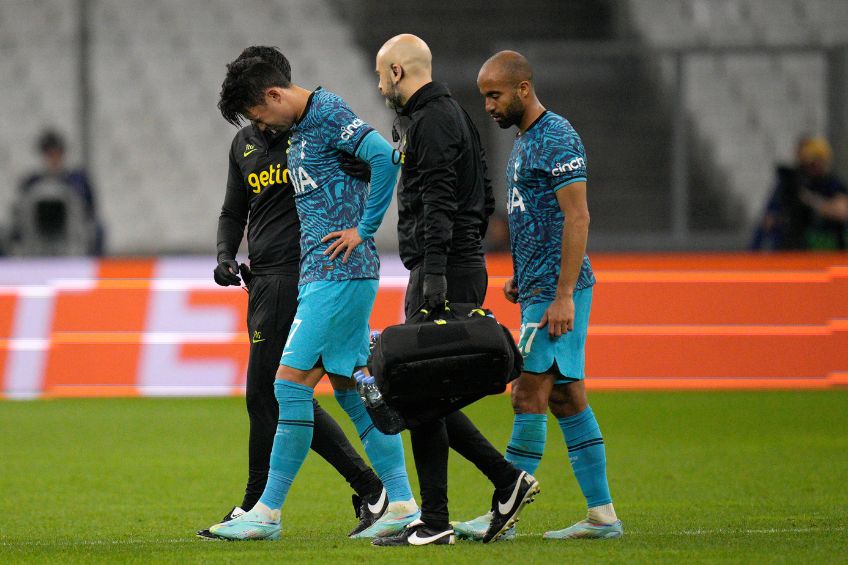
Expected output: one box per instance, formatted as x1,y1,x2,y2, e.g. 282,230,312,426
543,519,623,540
207,509,281,541
350,507,421,539
451,511,516,542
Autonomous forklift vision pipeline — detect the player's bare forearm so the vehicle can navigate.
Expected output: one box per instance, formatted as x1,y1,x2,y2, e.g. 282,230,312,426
539,181,589,337
539,218,586,336
554,181,590,299
557,217,589,298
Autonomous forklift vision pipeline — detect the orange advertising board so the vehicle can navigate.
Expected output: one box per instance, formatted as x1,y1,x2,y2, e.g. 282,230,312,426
1,253,846,398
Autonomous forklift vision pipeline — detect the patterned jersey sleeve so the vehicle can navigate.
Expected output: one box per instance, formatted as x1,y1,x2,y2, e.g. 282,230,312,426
317,92,375,155
542,125,587,192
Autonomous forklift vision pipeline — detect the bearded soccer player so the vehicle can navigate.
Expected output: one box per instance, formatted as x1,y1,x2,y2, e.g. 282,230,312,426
197,47,387,540
454,51,623,540
208,51,418,541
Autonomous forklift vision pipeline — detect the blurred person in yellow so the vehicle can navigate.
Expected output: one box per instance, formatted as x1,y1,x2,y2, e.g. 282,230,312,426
752,136,847,250
797,138,848,245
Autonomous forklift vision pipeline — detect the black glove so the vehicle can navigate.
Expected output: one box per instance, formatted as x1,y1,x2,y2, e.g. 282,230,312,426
422,273,447,309
339,152,371,182
238,263,253,289
213,259,241,286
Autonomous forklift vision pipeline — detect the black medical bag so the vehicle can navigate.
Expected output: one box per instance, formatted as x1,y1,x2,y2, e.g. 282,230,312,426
369,303,522,429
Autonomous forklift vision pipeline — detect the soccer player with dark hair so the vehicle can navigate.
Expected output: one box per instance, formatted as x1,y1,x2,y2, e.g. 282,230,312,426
370,34,539,547
197,47,388,539
456,50,623,540
208,49,419,541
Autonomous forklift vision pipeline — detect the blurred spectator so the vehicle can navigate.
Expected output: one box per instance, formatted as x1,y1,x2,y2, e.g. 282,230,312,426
10,130,105,256
751,137,847,251
797,143,848,247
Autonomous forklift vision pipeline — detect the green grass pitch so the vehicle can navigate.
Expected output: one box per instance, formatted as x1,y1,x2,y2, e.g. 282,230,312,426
1,391,846,564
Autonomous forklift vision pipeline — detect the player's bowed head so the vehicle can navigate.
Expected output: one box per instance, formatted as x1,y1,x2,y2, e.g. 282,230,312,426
375,33,433,111
218,54,310,132
477,50,543,132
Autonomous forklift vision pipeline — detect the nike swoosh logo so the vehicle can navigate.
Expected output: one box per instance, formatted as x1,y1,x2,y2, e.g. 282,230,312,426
498,474,525,515
408,529,451,546
252,337,265,343
281,351,293,356
243,148,259,157
367,489,387,515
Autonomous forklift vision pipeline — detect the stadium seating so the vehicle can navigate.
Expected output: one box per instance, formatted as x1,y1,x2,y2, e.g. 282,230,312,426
0,0,80,236
628,0,848,47
2,1,845,251
342,1,684,235
89,0,395,254
628,0,840,223
0,0,394,255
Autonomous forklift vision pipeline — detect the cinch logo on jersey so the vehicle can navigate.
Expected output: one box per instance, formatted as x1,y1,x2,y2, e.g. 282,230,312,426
551,157,586,177
247,163,288,194
340,118,365,141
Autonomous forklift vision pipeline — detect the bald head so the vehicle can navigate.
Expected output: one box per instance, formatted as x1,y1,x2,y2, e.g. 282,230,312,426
477,50,542,131
375,34,433,110
478,50,533,86
377,34,432,79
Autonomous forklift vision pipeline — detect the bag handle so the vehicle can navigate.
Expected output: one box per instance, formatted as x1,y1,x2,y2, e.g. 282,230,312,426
408,301,453,323
407,302,491,324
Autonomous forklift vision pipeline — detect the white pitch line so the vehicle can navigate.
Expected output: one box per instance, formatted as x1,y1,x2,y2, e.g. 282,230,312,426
0,538,195,547
666,526,847,536
513,526,846,538
3,527,845,547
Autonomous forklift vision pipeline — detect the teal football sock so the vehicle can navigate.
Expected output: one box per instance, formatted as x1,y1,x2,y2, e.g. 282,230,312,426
505,413,547,475
335,388,413,503
558,406,612,507
258,379,315,510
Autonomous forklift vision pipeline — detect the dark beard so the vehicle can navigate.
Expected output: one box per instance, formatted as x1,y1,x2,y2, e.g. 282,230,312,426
498,96,524,129
384,87,404,111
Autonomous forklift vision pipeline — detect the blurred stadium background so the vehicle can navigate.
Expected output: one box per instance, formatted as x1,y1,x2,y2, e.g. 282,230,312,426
2,0,848,254
0,2,846,562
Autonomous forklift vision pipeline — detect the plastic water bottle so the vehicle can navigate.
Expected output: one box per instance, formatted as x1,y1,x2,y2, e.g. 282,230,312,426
354,370,405,434
368,330,381,356
355,371,380,405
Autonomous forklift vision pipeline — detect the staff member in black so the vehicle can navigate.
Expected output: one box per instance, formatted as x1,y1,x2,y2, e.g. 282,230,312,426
198,46,385,539
372,34,540,546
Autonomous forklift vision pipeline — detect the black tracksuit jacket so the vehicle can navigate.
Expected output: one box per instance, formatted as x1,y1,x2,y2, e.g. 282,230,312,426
217,125,299,275
396,81,495,275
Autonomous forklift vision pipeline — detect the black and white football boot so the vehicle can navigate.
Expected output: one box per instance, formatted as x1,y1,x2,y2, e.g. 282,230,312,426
348,487,389,537
371,519,455,546
483,471,540,543
196,506,245,540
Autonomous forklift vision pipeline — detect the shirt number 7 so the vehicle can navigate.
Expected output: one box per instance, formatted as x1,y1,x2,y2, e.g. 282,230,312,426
282,318,302,356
